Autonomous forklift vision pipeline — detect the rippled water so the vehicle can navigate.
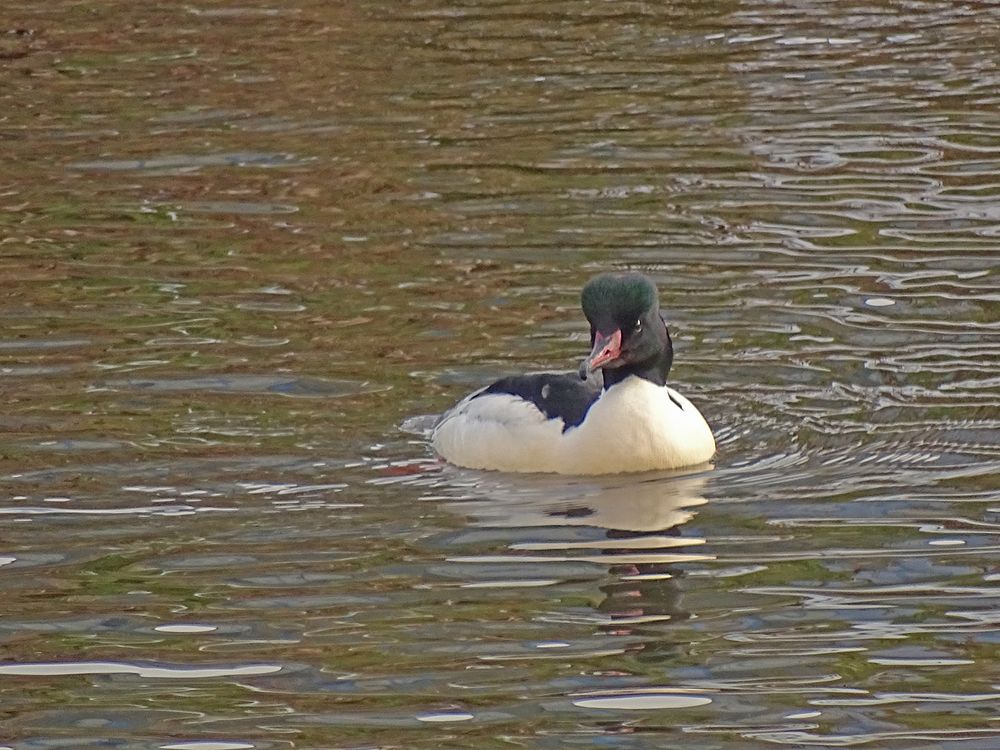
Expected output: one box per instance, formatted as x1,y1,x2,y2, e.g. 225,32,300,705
3,1,1000,748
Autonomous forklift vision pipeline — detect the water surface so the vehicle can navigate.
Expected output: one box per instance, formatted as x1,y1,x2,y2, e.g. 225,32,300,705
2,1,1000,748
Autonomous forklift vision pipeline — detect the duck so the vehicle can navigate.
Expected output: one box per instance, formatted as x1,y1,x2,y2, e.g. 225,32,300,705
431,272,715,475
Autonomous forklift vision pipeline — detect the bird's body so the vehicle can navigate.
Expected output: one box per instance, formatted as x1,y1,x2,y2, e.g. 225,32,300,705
432,375,713,474
431,273,715,475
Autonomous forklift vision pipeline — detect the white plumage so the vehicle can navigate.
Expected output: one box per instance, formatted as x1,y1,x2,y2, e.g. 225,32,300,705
432,375,715,475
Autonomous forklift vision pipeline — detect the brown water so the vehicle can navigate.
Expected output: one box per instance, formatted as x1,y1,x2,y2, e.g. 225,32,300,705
3,1,1000,748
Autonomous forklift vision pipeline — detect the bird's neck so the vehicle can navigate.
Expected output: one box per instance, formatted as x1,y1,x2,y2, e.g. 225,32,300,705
602,355,670,389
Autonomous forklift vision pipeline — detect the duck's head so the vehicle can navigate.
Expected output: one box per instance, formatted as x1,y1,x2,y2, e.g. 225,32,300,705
579,272,674,387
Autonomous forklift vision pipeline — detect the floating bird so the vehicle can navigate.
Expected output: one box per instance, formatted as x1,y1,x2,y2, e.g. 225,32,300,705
432,272,715,474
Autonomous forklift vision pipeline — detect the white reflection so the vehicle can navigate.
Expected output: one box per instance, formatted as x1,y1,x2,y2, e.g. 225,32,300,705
438,469,713,629
445,469,710,534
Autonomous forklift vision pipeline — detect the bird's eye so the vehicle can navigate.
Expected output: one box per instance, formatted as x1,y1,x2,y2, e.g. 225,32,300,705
634,319,642,331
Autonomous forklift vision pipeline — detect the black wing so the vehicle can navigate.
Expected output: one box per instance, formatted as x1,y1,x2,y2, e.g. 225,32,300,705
477,371,603,431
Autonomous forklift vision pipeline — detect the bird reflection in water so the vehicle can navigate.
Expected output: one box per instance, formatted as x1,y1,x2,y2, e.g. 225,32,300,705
442,470,713,638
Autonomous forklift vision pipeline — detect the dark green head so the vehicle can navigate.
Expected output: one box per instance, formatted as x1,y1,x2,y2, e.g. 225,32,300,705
579,273,673,388
581,273,659,332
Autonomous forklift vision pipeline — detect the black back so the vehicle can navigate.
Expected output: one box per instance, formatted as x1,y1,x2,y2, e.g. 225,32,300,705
478,372,603,431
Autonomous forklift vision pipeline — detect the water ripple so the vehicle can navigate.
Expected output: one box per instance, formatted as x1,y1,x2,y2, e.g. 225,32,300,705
3,0,1000,748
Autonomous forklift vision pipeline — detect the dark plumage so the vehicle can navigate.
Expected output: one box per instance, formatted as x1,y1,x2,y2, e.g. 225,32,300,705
479,372,602,431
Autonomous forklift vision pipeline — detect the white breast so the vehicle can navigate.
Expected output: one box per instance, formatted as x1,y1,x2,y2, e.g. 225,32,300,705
560,377,715,474
432,376,715,475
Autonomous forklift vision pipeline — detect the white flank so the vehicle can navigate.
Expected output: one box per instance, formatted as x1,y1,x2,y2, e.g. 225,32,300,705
431,391,565,473
431,376,715,475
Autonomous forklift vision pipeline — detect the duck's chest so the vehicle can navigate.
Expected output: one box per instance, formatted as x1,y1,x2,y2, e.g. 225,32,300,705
557,377,714,473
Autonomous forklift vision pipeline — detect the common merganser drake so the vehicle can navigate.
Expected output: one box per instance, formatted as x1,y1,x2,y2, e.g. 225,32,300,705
431,273,715,474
